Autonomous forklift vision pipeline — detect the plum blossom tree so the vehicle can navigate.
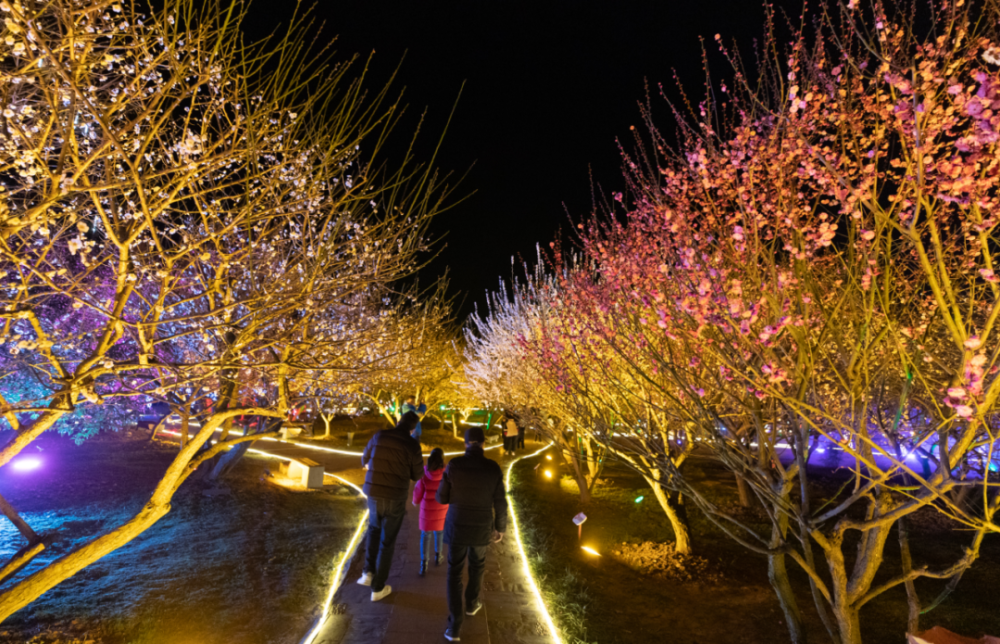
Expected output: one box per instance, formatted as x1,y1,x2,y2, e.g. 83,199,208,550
473,2,1000,642
0,0,454,621
464,267,612,505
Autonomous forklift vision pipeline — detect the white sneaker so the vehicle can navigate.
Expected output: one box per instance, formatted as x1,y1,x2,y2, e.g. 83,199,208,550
356,572,372,586
465,600,483,616
443,630,461,642
371,584,392,602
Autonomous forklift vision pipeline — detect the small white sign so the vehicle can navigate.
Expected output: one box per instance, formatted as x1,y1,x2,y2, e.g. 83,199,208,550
572,512,587,526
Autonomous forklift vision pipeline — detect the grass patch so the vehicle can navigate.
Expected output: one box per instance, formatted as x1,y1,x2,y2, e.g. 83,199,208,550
508,451,1000,644
0,433,366,644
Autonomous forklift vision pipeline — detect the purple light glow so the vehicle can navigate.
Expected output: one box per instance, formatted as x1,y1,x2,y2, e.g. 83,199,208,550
12,457,41,472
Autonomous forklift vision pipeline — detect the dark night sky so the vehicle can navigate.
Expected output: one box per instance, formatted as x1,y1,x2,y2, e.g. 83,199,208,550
241,1,800,320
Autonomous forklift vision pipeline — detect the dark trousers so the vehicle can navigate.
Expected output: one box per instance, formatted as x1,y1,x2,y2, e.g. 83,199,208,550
503,435,517,453
447,544,488,634
517,432,525,449
364,497,406,592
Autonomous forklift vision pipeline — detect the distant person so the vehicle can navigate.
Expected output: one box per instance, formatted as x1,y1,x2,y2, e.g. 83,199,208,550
357,411,423,602
437,427,507,642
504,414,518,456
413,447,448,576
516,418,526,450
401,396,428,443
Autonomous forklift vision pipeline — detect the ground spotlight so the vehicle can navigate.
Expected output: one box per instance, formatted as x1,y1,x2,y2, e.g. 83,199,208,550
12,457,41,472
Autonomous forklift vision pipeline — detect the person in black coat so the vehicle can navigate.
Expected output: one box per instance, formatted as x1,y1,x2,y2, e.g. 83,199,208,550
437,427,507,642
356,411,423,601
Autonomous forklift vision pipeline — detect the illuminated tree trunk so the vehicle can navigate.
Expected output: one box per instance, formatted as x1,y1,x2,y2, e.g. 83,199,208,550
0,411,277,621
642,474,690,555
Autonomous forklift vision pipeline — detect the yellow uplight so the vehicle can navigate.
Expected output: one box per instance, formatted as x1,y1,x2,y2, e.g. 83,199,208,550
543,469,553,479
545,454,553,461
581,546,601,557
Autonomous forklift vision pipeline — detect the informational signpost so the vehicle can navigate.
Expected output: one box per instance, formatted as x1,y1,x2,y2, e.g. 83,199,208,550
573,512,587,541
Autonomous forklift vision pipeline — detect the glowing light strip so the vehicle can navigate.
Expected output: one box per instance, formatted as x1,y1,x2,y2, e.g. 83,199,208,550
239,445,371,644
158,428,500,457
299,474,369,644
503,444,564,644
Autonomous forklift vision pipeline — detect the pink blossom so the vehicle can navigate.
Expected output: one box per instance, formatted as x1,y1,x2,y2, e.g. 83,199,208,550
964,336,982,350
955,405,974,418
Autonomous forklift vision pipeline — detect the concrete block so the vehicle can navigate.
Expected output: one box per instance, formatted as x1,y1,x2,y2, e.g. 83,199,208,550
289,457,324,488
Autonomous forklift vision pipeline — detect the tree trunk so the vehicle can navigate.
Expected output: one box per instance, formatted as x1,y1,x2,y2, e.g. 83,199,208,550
207,441,253,480
643,474,691,555
0,493,38,544
0,409,274,624
768,551,809,644
735,473,752,507
898,517,921,634
0,501,170,622
179,414,189,448
767,476,808,644
0,407,63,469
562,442,592,503
323,415,332,438
826,539,862,644
832,605,861,644
584,437,600,481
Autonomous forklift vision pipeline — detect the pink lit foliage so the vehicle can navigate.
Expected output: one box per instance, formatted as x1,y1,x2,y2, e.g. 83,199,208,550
475,2,1000,643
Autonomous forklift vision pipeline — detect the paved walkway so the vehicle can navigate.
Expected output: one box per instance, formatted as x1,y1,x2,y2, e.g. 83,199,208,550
258,438,554,644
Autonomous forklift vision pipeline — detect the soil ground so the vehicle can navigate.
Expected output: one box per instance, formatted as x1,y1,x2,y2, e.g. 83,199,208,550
510,450,1000,644
0,431,365,644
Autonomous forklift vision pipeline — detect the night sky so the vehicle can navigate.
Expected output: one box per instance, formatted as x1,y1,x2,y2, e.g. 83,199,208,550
241,1,800,320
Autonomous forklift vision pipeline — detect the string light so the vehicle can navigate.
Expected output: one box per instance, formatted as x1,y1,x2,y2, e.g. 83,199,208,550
243,445,369,644
157,428,502,458
504,444,564,644
299,472,368,644
157,430,553,642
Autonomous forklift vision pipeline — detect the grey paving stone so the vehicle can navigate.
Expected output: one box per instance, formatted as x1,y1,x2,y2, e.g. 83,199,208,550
283,440,556,644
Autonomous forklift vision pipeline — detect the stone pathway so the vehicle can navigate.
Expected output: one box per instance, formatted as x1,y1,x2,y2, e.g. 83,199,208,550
290,440,555,644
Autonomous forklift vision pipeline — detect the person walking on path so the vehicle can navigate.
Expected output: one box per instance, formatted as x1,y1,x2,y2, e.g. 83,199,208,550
503,413,519,456
516,418,526,450
357,411,423,602
436,427,507,642
401,396,427,443
412,447,448,576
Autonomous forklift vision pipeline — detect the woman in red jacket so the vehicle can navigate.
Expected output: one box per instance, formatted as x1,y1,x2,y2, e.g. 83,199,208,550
412,447,448,576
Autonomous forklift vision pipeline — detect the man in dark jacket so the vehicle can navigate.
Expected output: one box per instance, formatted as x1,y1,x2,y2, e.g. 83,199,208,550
357,411,424,601
436,427,507,642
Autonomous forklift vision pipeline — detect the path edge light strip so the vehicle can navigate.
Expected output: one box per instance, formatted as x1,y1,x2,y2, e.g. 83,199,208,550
298,472,369,644
238,445,370,644
158,427,501,458
504,443,565,644
157,429,526,641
